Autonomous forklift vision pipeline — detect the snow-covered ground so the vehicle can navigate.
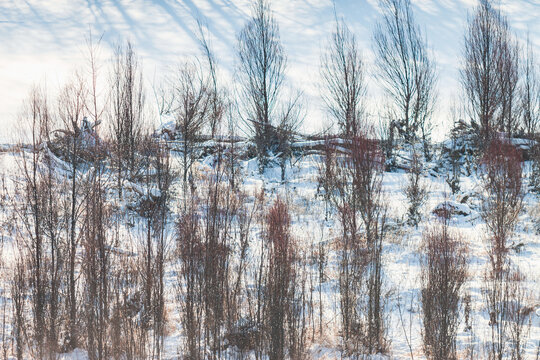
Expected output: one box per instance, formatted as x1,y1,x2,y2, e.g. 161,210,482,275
2,139,538,359
235,148,540,358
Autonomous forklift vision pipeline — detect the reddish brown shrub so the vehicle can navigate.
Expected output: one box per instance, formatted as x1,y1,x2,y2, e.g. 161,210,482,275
480,137,525,360
330,133,387,355
264,198,306,360
266,198,294,360
421,221,469,360
480,137,523,274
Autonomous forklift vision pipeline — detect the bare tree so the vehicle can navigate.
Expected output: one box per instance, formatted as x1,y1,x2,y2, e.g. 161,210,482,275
12,84,66,358
316,135,335,221
82,168,111,360
365,204,388,355
483,261,511,360
237,0,301,171
264,198,302,360
197,21,226,139
110,41,145,197
321,16,366,138
15,87,52,358
85,31,106,137
329,141,366,352
11,260,26,360
56,77,87,351
521,33,540,136
526,34,540,191
348,136,388,354
335,200,366,354
109,248,146,359
330,134,388,354
480,138,524,360
173,61,211,198
373,0,437,150
316,229,327,338
482,267,532,360
0,219,6,360
224,189,264,354
480,138,523,275
201,147,243,358
177,195,204,360
41,127,64,359
276,96,303,182
507,269,532,360
496,23,521,137
151,140,172,358
461,0,517,143
421,220,469,360
133,135,172,358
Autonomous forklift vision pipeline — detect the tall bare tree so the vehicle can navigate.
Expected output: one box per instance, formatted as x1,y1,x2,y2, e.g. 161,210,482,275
82,169,111,360
480,138,523,360
321,17,366,138
57,77,87,351
329,134,388,354
177,195,204,360
85,31,106,136
110,41,144,197
461,0,518,142
200,151,240,358
41,118,64,359
521,33,540,136
15,87,51,358
496,22,520,137
237,0,300,171
265,199,296,360
173,61,211,200
480,138,523,275
373,0,437,149
151,140,172,358
197,22,226,139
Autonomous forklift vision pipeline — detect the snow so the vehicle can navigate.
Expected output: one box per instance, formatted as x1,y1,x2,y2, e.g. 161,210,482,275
511,137,537,150
1,0,539,355
1,139,540,359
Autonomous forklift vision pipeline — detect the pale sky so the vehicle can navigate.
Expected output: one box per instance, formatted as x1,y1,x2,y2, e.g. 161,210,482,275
0,0,539,141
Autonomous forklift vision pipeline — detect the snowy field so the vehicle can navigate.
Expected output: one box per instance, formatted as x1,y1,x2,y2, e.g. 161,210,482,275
0,0,539,358
0,140,539,359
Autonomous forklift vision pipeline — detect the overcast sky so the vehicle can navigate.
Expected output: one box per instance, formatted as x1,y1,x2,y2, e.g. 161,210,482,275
1,0,539,141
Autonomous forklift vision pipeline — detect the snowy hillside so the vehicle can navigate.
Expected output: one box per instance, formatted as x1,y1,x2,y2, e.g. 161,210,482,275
0,136,539,359
1,0,539,358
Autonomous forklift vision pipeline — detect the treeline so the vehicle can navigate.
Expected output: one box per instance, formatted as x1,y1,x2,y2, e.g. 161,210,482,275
0,0,539,359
